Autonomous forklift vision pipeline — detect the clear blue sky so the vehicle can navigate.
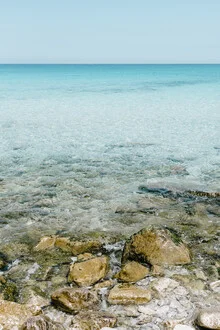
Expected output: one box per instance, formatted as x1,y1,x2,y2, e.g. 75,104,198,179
0,0,219,63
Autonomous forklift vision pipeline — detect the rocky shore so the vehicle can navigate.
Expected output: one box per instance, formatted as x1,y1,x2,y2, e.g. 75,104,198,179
0,189,219,330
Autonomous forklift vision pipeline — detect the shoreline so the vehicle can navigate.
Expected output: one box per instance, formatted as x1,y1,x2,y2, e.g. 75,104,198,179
0,189,219,329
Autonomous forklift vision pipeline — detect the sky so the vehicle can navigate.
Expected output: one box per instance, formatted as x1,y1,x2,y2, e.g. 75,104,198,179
0,0,219,63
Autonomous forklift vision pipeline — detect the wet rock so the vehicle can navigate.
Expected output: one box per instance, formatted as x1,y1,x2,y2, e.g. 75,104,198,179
115,261,149,283
0,299,41,329
34,236,56,251
70,240,103,255
68,256,109,286
72,310,117,329
0,252,8,271
21,315,65,330
122,226,191,266
0,243,30,260
55,237,103,255
108,284,151,305
77,252,94,261
54,237,72,252
196,308,220,329
51,287,99,314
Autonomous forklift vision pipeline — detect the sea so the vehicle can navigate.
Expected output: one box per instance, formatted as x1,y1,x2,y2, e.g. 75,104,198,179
0,64,220,241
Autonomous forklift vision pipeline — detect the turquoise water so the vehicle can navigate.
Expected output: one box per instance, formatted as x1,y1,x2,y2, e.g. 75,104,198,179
0,65,220,239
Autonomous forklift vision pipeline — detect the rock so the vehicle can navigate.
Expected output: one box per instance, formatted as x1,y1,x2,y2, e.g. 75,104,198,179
94,279,115,289
122,226,191,266
196,308,220,329
51,287,99,314
108,284,151,305
0,299,41,329
34,236,56,251
173,326,195,330
77,253,94,261
68,256,109,286
55,237,72,252
210,280,220,293
70,240,103,255
21,315,65,330
0,253,8,271
115,261,149,282
151,265,164,276
72,310,117,329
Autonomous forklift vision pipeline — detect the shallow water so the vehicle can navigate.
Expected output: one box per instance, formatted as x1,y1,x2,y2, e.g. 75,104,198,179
0,65,220,241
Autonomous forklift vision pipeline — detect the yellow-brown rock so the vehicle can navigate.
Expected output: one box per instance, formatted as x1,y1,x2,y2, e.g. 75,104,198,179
94,279,115,289
55,237,72,252
51,287,98,314
34,236,56,251
122,226,191,266
77,253,94,261
68,256,109,286
108,284,151,305
115,261,149,282
0,299,41,330
72,310,117,330
70,240,103,255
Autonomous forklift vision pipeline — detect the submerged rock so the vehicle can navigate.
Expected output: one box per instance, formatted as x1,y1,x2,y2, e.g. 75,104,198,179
108,284,151,305
51,287,99,314
68,256,109,286
122,226,191,266
115,261,149,283
196,308,220,329
0,299,41,329
34,236,56,251
70,240,103,255
21,315,65,330
72,310,117,330
55,237,103,255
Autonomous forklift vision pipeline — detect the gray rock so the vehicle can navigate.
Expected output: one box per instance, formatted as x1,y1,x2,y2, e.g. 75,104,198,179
196,308,220,329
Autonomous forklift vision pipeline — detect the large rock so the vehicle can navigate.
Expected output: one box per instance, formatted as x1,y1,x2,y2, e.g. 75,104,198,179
108,284,151,305
115,261,149,282
0,299,41,330
51,287,99,314
196,308,220,329
122,226,191,266
21,315,65,330
68,256,109,286
72,310,117,329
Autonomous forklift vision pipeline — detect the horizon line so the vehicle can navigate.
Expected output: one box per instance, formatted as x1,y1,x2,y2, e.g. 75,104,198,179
0,63,220,65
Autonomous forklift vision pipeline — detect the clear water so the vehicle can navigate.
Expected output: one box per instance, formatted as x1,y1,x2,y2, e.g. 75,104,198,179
0,65,220,240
